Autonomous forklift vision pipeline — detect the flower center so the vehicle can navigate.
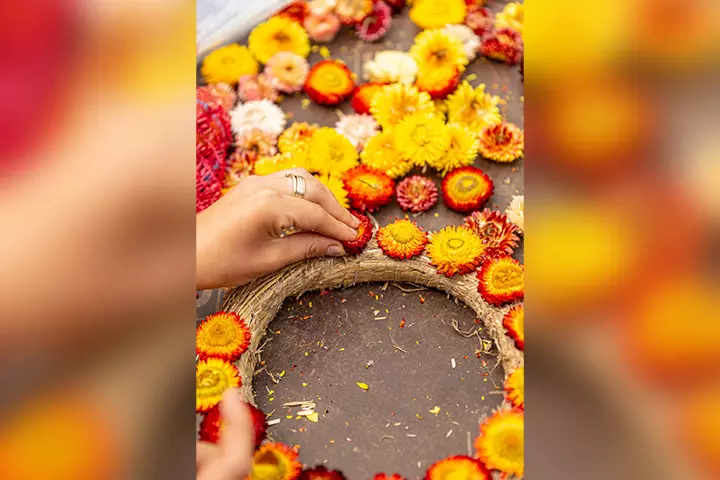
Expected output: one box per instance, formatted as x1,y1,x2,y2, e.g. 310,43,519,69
273,32,290,45
410,124,430,144
457,175,479,192
253,451,288,480
493,429,523,464
197,370,220,388
207,324,233,346
495,130,508,144
447,237,465,250
492,265,523,289
388,223,416,244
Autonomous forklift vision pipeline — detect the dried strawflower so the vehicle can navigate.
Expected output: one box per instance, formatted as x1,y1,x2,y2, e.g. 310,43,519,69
503,304,524,350
249,443,302,480
335,113,378,151
370,83,435,129
377,218,428,260
304,13,342,43
351,83,385,115
504,366,524,409
299,466,347,480
265,52,310,94
199,403,268,449
196,312,252,361
364,50,419,84
196,358,240,413
343,165,395,212
477,254,524,306
495,2,524,37
441,24,481,61
411,29,468,72
235,128,278,156
278,122,319,155
427,122,478,176
478,122,524,162
304,59,356,106
275,1,310,24
197,83,237,112
248,16,310,64
396,175,439,213
230,100,286,137
309,0,338,15
360,131,415,179
336,0,373,25
441,166,494,213
425,455,490,480
463,209,521,255
237,74,280,102
445,81,502,131
465,6,493,37
505,195,524,233
474,410,524,477
201,44,258,84
374,475,406,480
356,1,392,42
426,226,485,277
394,113,450,166
481,28,524,65
415,66,461,100
307,127,359,175
316,173,349,208
223,150,257,193
342,211,373,254
410,0,467,30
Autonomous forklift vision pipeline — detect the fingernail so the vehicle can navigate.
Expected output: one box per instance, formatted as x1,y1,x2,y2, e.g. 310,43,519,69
349,214,360,228
345,225,358,239
327,245,345,257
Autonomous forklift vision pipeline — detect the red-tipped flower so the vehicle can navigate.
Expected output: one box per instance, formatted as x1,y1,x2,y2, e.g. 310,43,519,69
304,60,356,106
299,466,347,480
396,175,439,213
481,28,524,65
425,455,490,480
463,208,521,255
441,166,494,213
342,211,373,255
477,254,524,306
356,1,392,42
343,165,395,212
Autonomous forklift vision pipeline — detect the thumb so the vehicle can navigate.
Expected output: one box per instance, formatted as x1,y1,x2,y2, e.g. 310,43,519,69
275,233,346,265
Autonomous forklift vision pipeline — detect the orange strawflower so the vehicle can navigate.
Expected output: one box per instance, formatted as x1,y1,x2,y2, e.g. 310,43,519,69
474,410,524,477
426,226,485,277
196,311,252,361
196,358,241,413
304,59,356,106
425,455,490,480
478,122,524,163
504,366,524,410
441,166,494,213
503,304,524,350
477,254,524,306
250,443,302,480
377,218,428,260
343,165,395,212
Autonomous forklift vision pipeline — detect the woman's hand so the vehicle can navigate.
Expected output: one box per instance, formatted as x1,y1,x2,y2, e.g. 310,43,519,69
197,169,360,289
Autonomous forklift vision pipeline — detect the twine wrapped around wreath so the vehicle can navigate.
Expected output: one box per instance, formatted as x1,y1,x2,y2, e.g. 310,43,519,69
221,231,524,405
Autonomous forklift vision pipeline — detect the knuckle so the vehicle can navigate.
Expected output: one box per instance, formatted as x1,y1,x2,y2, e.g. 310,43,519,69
305,241,320,259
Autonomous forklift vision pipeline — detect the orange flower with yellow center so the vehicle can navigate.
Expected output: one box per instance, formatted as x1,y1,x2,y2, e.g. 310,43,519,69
370,83,435,129
425,455,490,480
343,165,395,212
250,443,302,480
479,122,524,163
377,219,428,260
336,0,373,25
426,226,485,277
441,166,494,213
196,311,252,361
196,358,241,413
351,83,385,115
474,410,524,477
477,254,524,306
279,122,319,156
415,66,461,100
502,304,524,351
504,366,524,409
304,60,356,106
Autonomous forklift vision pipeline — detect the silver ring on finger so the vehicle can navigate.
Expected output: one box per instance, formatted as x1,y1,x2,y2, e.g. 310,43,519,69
285,173,306,199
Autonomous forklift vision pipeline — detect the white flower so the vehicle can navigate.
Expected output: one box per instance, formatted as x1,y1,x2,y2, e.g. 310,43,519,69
230,100,286,137
364,51,418,84
335,113,378,151
505,195,524,233
442,24,480,61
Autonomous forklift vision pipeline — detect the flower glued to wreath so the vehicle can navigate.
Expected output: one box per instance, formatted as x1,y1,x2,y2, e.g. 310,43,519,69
474,410,524,477
343,165,395,212
377,218,429,260
316,173,350,208
477,254,524,306
364,51,419,84
335,113,379,151
463,209,521,255
441,166,494,213
445,81,502,132
201,44,259,85
441,24,481,61
196,358,241,413
426,226,485,277
370,83,435,129
236,128,278,156
410,29,468,73
279,122,319,155
360,131,415,179
197,84,237,112
356,1,392,42
409,0,467,30
238,74,280,103
307,127,359,174
299,466,347,480
336,0,373,25
249,443,302,480
427,123,478,176
304,13,342,43
394,113,450,167
275,1,310,24
505,195,524,233
230,100,286,137
396,175,439,213
342,211,373,254
496,2,524,37
481,28,524,65
196,312,252,361
478,122,524,163
503,304,524,350
504,366,524,409
425,455,490,480
249,16,310,64
199,402,268,448
465,6,493,37
265,52,310,94
351,83,385,114
415,66,461,100
304,59,356,106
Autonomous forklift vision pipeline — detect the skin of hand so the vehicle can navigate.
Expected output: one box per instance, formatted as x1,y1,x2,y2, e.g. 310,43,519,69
196,388,254,480
196,168,360,290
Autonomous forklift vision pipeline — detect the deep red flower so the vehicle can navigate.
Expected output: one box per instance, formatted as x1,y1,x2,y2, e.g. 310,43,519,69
342,211,373,254
356,1,392,42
